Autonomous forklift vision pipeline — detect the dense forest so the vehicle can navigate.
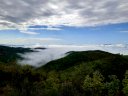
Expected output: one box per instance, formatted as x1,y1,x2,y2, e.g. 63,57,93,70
0,45,128,96
0,45,33,64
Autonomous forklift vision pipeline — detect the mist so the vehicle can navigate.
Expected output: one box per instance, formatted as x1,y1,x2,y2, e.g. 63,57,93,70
18,48,66,67
18,44,128,67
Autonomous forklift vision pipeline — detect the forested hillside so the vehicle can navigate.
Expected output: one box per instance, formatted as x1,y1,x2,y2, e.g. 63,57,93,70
0,45,33,64
1,46,128,96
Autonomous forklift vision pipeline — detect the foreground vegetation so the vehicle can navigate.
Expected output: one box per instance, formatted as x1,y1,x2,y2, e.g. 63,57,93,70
0,45,128,96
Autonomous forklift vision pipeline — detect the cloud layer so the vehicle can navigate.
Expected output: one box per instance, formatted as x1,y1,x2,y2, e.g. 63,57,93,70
0,0,128,30
18,44,128,67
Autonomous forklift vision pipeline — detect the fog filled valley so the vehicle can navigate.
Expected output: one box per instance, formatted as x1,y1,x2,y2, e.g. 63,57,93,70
1,0,128,95
1,45,128,96
18,44,128,67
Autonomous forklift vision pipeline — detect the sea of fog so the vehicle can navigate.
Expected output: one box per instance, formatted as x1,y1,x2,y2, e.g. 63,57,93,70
18,44,128,67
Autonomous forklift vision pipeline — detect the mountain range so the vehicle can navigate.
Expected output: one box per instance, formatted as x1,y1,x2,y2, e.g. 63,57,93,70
0,45,128,96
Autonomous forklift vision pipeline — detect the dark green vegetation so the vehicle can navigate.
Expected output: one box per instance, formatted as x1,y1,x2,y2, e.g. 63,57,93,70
0,45,33,64
34,47,46,50
1,45,128,96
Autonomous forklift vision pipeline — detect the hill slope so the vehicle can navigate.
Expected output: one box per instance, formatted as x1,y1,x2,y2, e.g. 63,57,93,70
42,50,116,70
38,50,128,95
1,47,128,96
37,50,128,96
0,45,33,64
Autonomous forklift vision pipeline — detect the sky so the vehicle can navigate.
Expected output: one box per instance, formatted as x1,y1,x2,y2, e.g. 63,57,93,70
0,0,128,46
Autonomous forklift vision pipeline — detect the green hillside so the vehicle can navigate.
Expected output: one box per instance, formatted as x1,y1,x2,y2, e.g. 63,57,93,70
0,45,33,64
41,50,128,80
39,50,128,96
42,50,115,70
1,46,128,96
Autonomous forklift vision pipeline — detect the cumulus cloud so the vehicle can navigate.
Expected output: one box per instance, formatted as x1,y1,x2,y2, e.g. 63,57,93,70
0,0,128,30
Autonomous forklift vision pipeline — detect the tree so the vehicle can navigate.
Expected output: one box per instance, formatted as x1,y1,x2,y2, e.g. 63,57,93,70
105,75,120,96
83,71,104,96
44,71,60,96
123,70,128,96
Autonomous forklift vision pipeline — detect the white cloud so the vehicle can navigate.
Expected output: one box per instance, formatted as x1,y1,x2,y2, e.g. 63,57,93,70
18,43,128,67
20,31,39,35
0,0,128,30
28,27,61,31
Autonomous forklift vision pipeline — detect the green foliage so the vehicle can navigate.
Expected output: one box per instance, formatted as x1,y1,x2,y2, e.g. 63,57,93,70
123,70,128,96
0,65,43,96
1,46,128,96
105,75,120,96
83,71,104,96
42,50,114,71
0,45,33,64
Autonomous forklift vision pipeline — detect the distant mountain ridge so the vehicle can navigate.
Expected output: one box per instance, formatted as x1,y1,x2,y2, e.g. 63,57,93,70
34,47,46,50
41,50,115,70
0,45,33,64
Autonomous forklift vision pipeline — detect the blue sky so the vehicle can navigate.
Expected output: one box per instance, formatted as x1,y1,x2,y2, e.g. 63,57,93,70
0,0,128,46
0,22,128,45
